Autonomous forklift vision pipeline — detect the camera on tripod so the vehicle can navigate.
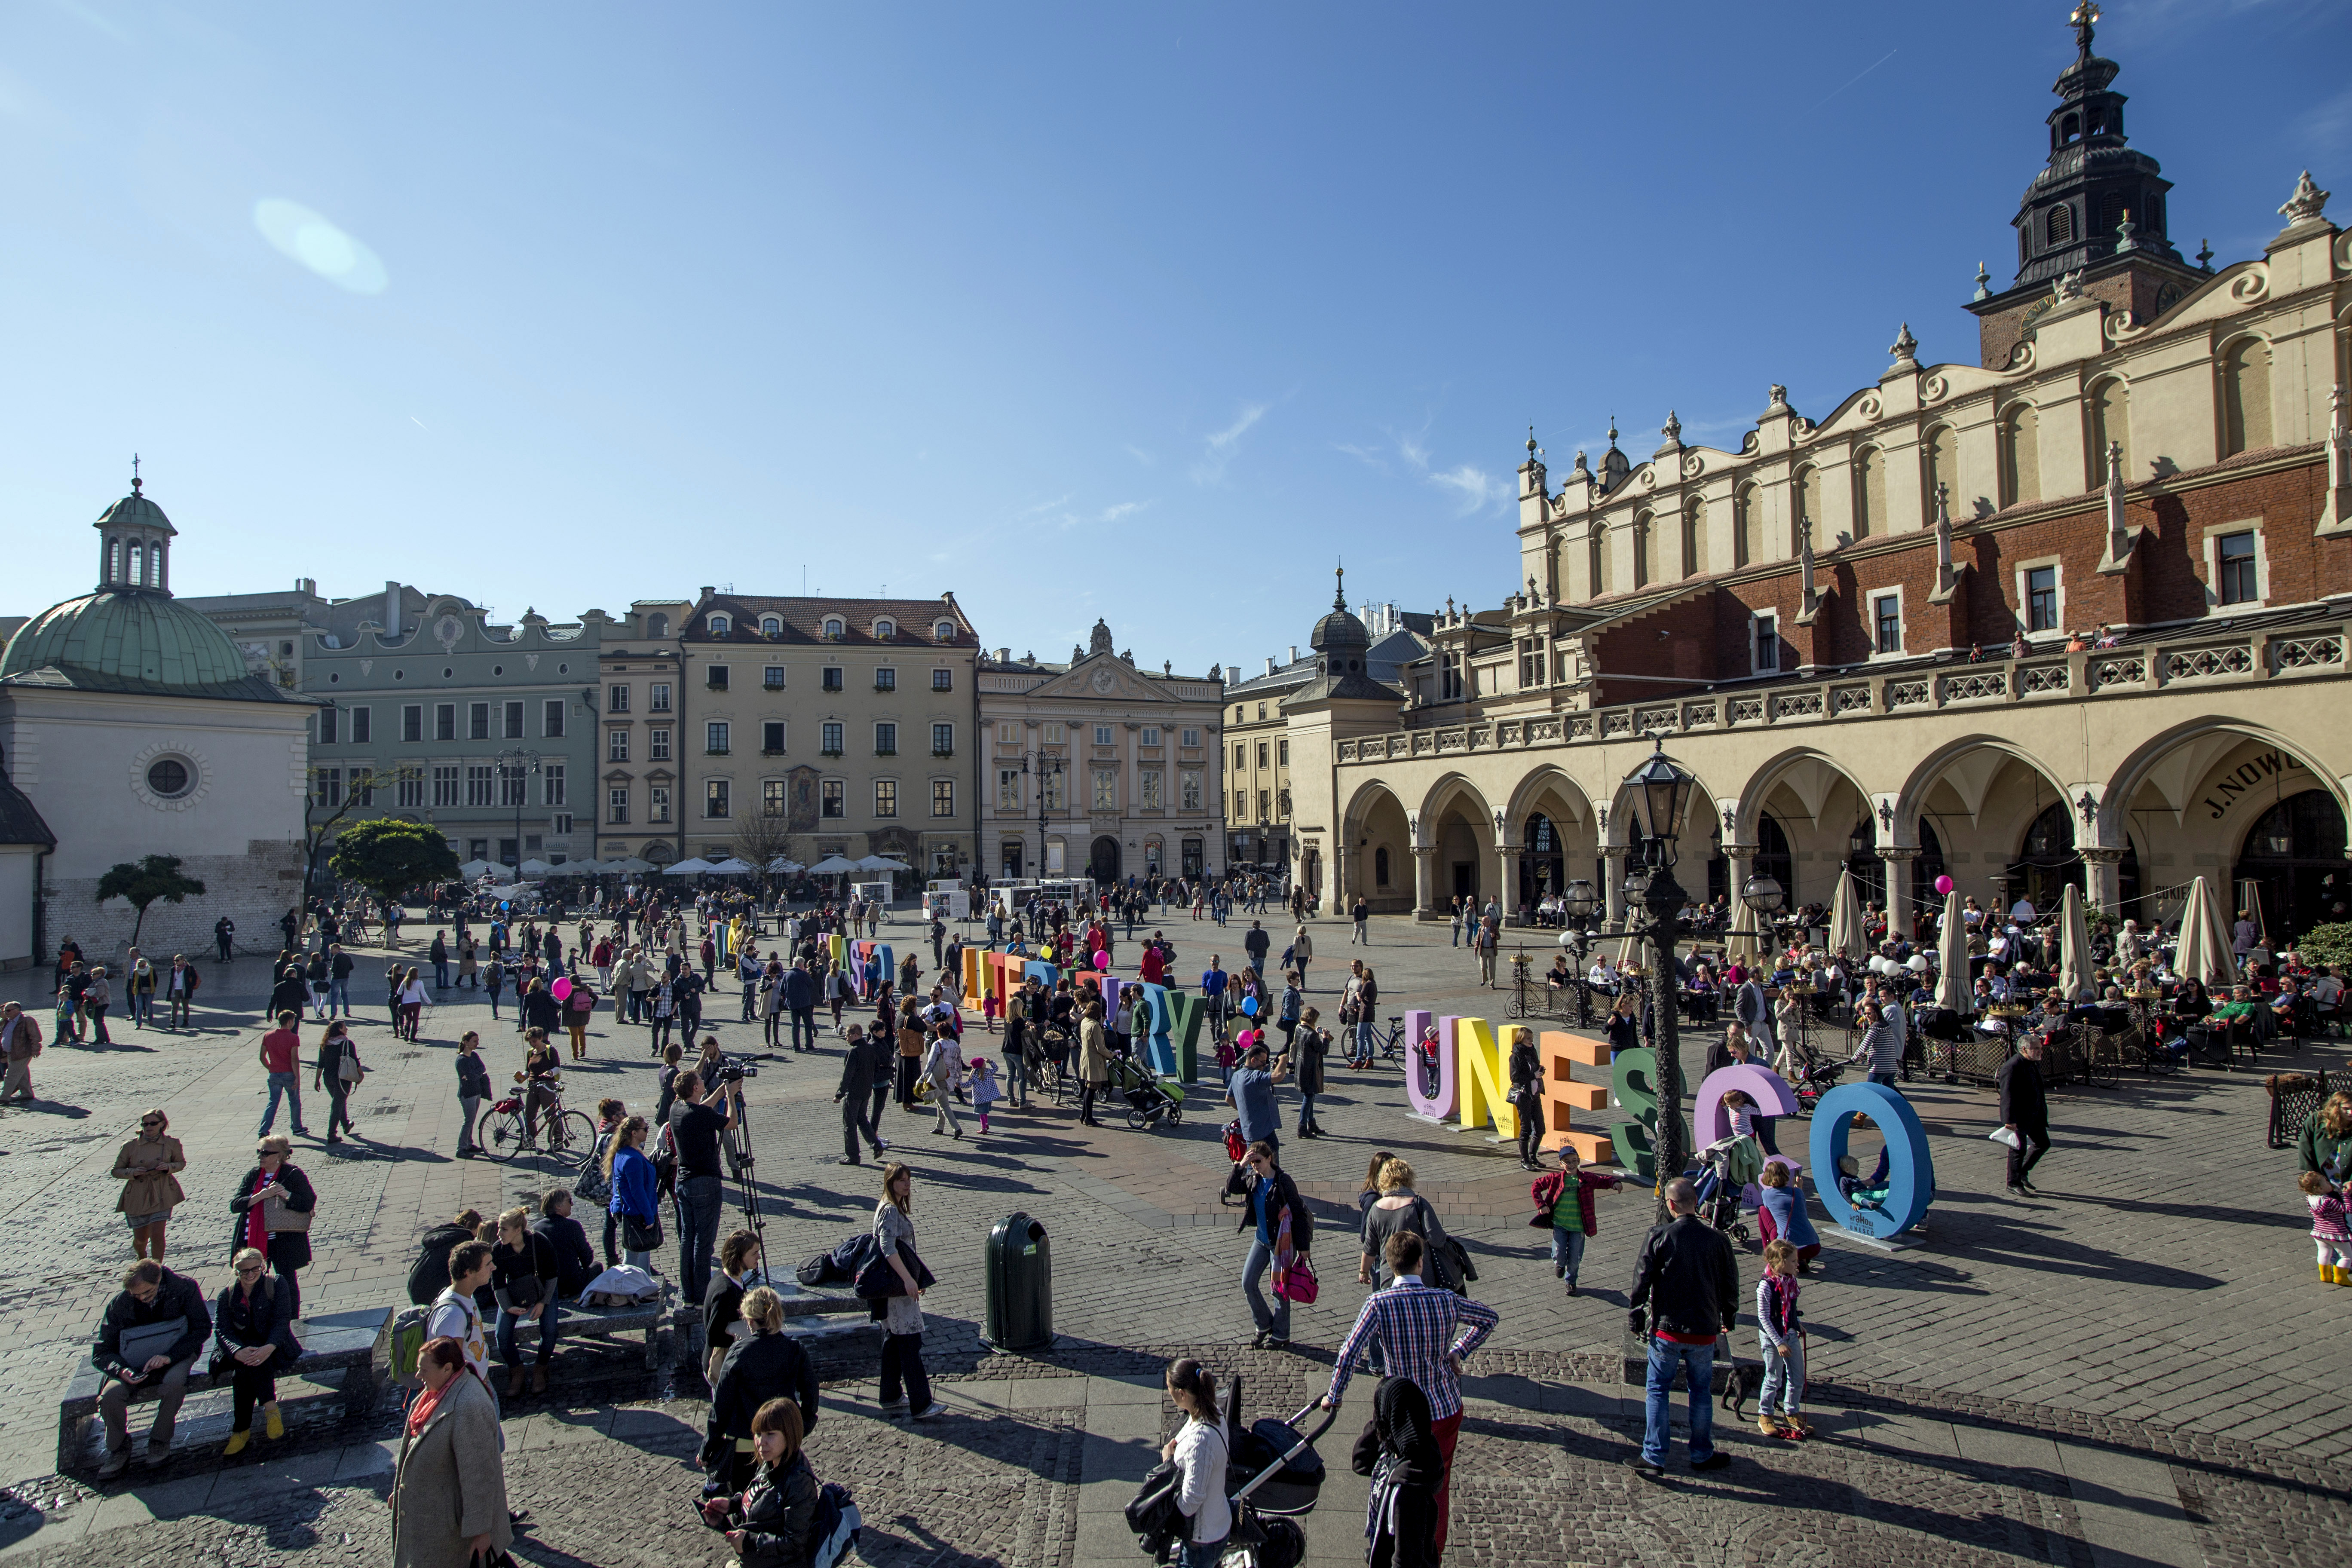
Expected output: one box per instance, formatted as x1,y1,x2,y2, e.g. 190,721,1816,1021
711,1057,756,1085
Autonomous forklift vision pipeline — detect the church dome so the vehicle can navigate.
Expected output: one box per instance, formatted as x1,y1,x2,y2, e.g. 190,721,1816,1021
0,478,254,692
0,589,252,689
1310,567,1371,659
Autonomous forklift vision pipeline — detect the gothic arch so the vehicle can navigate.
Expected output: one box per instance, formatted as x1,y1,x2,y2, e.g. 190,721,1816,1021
1730,747,1878,847
1504,766,1598,836
2099,717,2349,846
1890,734,2074,847
1418,773,1498,844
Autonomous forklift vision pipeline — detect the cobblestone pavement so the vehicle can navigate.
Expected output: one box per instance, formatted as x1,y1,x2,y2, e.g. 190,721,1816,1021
3,908,2347,1565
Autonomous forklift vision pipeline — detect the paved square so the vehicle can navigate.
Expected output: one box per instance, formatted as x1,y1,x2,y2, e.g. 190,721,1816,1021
1,908,2343,1565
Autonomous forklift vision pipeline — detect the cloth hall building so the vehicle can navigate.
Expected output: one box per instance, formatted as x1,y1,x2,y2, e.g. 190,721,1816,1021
1288,21,2352,947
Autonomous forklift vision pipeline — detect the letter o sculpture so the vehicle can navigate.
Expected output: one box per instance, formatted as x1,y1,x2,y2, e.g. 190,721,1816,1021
1806,1081,1936,1240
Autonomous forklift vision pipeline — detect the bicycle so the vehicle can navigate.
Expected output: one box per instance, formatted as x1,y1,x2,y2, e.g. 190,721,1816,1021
481,1071,593,1163
1340,1015,1407,1070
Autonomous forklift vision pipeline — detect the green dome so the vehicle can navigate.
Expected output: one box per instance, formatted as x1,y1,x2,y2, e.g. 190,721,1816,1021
0,589,254,690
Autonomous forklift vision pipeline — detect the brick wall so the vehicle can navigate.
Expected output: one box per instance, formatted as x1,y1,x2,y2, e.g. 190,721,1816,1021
1587,453,2338,683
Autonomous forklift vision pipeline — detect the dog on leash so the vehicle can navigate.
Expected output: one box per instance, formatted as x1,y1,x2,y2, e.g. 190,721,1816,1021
1718,1358,1764,1422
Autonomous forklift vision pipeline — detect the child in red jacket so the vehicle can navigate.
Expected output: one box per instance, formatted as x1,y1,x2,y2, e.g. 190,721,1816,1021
1531,1145,1625,1297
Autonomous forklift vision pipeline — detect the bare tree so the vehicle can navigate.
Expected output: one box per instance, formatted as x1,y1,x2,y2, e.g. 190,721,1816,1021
730,812,796,897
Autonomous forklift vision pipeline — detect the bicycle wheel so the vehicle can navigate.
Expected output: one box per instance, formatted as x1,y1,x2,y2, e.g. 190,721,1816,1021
483,1109,525,1162
551,1110,595,1162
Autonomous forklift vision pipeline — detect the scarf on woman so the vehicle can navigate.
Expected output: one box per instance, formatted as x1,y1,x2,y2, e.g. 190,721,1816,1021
406,1367,486,1437
244,1169,271,1253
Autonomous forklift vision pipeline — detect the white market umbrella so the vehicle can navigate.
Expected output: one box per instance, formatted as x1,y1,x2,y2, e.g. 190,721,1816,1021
612,857,653,873
2174,875,2237,988
518,858,557,876
808,854,860,876
706,857,755,876
1828,865,1867,962
1934,890,1973,1015
767,858,805,873
457,858,502,879
2058,882,2094,1001
867,856,914,872
664,857,717,876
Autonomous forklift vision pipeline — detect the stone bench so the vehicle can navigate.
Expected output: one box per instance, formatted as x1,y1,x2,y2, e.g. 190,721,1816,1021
559,1297,694,1371
58,1306,391,1475
684,1287,882,1379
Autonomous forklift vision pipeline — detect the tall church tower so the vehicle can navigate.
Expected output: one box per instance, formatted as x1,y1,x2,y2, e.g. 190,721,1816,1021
1966,3,2208,369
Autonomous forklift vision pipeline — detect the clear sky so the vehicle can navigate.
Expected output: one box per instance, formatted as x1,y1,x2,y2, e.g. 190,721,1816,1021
3,1,2344,674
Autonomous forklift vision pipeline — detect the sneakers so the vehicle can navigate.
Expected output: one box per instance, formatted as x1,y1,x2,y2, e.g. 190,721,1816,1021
96,1448,131,1480
1625,1456,1665,1479
838,1156,862,1166
912,1402,947,1421
141,1441,171,1470
223,1430,250,1457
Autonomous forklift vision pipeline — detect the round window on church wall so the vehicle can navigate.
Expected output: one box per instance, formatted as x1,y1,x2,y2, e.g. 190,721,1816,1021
147,758,192,798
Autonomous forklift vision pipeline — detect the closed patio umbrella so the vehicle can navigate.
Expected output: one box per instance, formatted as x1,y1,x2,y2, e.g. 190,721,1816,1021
1828,866,1867,962
2174,875,2237,988
2058,882,2094,1001
1934,890,1973,1015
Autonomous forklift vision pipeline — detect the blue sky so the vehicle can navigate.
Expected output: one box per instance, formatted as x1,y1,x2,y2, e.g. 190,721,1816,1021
4,0,2345,673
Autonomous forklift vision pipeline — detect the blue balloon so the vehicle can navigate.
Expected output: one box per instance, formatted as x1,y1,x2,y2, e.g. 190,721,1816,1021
1240,995,1259,1017
1807,1081,1936,1239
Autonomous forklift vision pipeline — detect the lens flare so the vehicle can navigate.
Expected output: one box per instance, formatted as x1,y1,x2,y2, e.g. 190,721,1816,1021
253,198,387,294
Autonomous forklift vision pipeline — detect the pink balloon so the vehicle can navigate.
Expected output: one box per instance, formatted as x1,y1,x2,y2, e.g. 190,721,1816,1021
1092,950,1110,968
1934,875,1955,895
551,977,573,1000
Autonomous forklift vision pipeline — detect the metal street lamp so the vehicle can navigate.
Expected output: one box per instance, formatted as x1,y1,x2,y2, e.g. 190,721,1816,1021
1020,750,1064,883
1555,877,1602,1026
497,747,543,881
1621,735,1695,1220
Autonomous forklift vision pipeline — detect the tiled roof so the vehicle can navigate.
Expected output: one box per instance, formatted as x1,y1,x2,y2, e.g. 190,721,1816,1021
683,594,973,648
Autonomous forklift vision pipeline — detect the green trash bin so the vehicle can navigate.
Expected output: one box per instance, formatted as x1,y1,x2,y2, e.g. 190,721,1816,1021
983,1212,1054,1352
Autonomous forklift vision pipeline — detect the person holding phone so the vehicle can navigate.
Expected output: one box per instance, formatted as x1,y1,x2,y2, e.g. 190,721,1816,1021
90,1259,212,1477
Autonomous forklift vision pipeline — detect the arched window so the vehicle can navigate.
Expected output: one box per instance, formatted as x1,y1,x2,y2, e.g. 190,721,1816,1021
2236,789,2351,937
106,537,120,583
2000,403,2041,506
2046,203,2074,247
1374,846,1391,888
2223,337,2273,456
1734,485,1758,568
823,617,844,639
2059,114,2080,146
1925,426,1960,520
2009,800,2082,913
1682,499,1708,577
126,543,145,586
1588,524,1608,598
875,619,896,640
707,614,732,637
760,616,781,637
1794,467,1822,552
1851,447,1884,540
2101,191,2129,239
2088,379,2130,486
1632,512,1652,588
646,613,669,637
935,620,955,640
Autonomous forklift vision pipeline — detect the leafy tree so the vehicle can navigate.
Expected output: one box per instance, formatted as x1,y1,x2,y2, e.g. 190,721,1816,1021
2298,922,2352,970
331,818,462,904
95,855,207,947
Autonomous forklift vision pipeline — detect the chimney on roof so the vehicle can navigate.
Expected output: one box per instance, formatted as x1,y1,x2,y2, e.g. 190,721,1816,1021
1265,656,1277,676
700,586,714,600
1287,645,1298,664
384,581,400,640
297,578,316,596
997,647,1010,664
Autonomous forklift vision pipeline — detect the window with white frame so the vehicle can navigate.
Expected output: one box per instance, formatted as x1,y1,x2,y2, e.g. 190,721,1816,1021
932,668,952,691
1181,728,1199,748
706,721,729,754
821,780,843,818
822,722,843,755
2208,525,2265,606
649,727,671,760
543,764,566,806
396,766,425,809
1092,770,1118,810
466,764,495,806
760,615,781,637
935,620,955,640
608,684,630,713
764,665,784,689
1094,725,1114,746
649,682,671,711
1752,612,1779,674
875,619,895,640
708,614,732,636
2017,560,2062,634
998,768,1022,808
998,721,1020,744
1871,591,1903,655
823,618,843,639
433,765,460,808
607,786,629,824
1140,726,1159,746
402,704,423,742
875,722,897,755
1042,723,1065,743
1180,770,1202,811
649,785,671,822
503,700,525,740
1140,768,1163,809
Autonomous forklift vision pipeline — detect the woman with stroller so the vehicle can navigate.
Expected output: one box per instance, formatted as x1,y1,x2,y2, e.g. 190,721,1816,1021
1159,1359,1229,1568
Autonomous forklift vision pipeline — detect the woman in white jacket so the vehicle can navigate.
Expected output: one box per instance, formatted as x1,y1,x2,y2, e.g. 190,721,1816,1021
1159,1358,1228,1568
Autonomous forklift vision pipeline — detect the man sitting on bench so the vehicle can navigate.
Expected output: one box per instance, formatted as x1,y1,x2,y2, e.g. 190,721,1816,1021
92,1259,212,1478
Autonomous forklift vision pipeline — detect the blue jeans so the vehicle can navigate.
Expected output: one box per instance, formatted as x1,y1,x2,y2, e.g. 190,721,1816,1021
1760,1336,1804,1417
433,959,450,988
1241,1240,1290,1340
1550,1227,1586,1284
1354,1018,1377,1063
1869,1070,1899,1089
1295,1090,1317,1133
258,1072,304,1135
1178,1536,1229,1568
328,978,351,1016
677,1174,723,1304
498,1300,561,1366
1642,1338,1716,1464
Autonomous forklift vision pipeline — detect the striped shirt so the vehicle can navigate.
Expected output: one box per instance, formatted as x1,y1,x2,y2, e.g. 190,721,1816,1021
1327,1278,1499,1420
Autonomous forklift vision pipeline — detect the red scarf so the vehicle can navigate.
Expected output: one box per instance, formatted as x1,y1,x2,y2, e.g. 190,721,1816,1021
406,1369,481,1436
244,1170,271,1253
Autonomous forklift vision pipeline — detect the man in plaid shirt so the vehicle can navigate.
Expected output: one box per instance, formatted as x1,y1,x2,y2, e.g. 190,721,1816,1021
1320,1231,1498,1559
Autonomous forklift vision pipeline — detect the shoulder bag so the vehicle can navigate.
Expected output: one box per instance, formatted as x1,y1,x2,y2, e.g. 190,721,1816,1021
623,1212,664,1253
852,1237,936,1299
117,1315,188,1369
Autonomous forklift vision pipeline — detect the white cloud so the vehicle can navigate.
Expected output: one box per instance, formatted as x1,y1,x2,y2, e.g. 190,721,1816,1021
1122,444,1155,467
1097,501,1145,524
1191,403,1266,485
1429,465,1505,515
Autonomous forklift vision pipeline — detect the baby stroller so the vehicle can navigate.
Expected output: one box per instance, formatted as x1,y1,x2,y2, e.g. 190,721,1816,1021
1688,1133,1761,1247
1780,1038,1844,1116
1106,1051,1185,1130
1128,1378,1332,1568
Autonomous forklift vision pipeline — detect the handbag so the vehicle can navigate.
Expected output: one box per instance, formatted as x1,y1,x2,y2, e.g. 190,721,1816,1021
1271,1254,1318,1305
623,1213,664,1252
337,1051,361,1085
263,1190,314,1233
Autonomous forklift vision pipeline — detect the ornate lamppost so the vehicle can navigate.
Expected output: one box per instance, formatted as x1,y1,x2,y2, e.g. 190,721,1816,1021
1556,877,1602,1026
1621,737,1697,1220
1019,750,1064,882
